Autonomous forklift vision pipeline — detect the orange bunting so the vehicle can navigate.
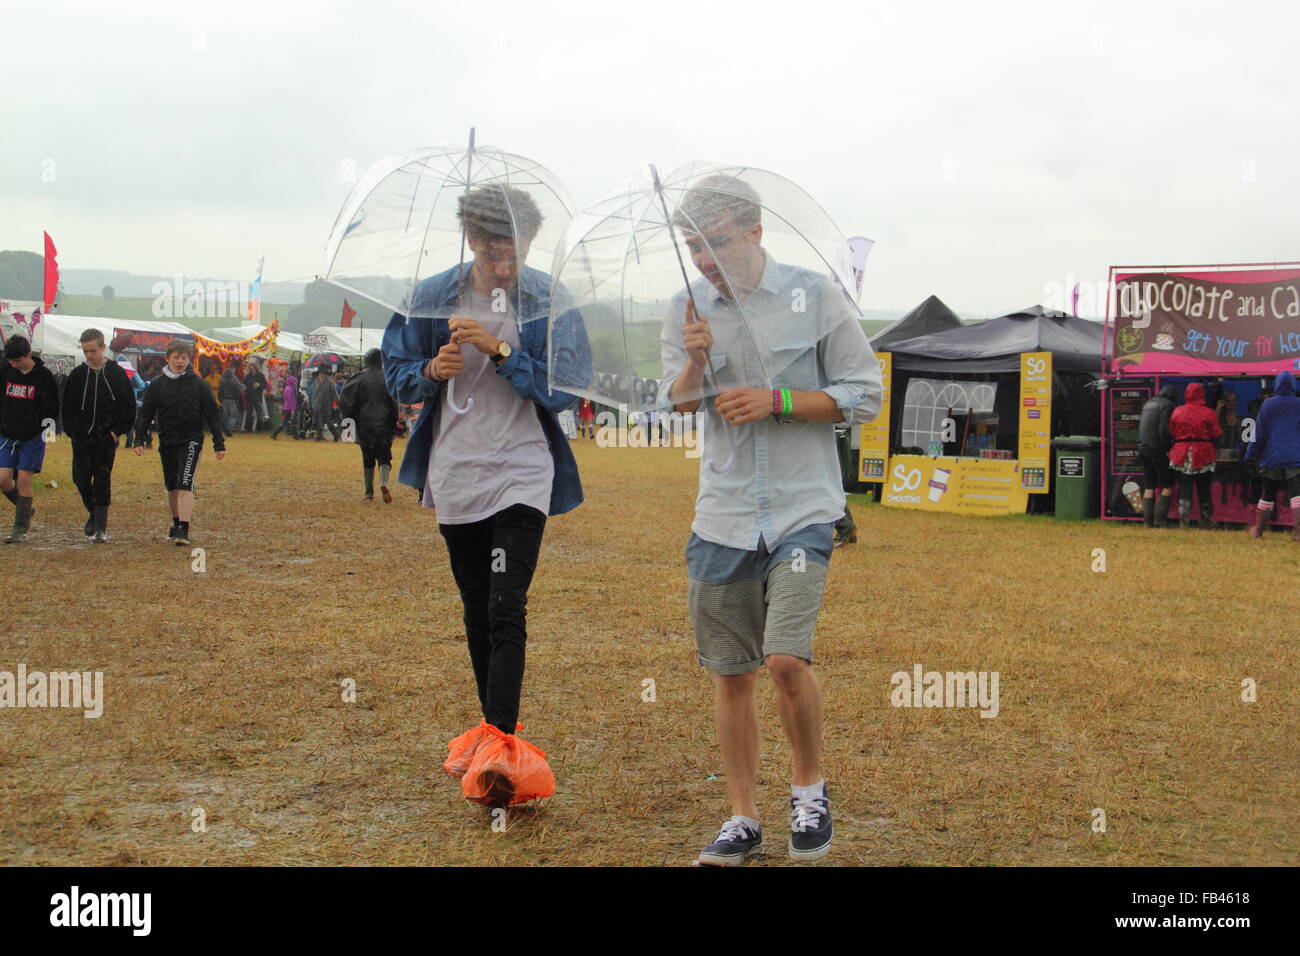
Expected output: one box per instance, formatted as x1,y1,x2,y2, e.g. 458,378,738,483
195,319,280,361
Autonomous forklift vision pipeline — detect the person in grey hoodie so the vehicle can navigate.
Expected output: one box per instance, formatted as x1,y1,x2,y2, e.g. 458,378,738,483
61,328,136,541
1137,383,1179,527
218,368,242,435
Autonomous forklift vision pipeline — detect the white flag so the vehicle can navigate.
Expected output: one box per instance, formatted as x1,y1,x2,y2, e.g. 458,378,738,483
846,236,874,303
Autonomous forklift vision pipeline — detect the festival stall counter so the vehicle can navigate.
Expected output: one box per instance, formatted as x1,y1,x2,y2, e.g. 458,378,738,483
1103,263,1300,526
860,306,1105,517
862,350,1053,515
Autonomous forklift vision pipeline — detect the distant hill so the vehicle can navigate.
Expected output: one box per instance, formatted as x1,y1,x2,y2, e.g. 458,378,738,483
54,295,299,331
0,249,63,302
59,267,309,304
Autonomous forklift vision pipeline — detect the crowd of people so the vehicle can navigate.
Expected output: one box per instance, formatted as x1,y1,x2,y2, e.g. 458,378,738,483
1136,372,1300,536
0,329,411,544
204,355,351,442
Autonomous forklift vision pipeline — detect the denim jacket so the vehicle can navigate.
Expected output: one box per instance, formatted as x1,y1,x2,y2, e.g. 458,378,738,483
381,263,590,516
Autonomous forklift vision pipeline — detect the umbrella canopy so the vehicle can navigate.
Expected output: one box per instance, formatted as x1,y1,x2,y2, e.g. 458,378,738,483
324,134,576,415
322,137,574,320
304,351,346,369
548,160,863,413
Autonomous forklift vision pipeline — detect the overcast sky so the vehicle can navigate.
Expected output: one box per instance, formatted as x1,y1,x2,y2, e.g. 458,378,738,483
4,0,1297,316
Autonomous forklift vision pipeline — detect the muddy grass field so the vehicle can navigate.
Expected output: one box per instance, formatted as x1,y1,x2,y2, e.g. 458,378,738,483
2,432,1296,866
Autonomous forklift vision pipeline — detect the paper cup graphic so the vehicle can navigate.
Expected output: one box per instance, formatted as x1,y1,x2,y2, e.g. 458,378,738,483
928,468,951,502
1122,480,1143,513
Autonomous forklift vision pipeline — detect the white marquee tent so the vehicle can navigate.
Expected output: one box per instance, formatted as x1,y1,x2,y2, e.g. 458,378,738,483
309,325,384,356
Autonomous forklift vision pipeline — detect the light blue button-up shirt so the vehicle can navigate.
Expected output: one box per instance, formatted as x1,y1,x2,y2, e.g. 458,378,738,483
658,254,883,550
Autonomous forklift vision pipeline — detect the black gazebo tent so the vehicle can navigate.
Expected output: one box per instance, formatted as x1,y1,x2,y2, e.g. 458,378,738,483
887,305,1105,374
879,307,1106,511
870,294,963,351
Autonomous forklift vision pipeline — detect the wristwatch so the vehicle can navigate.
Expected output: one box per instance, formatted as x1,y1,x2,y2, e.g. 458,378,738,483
490,341,512,365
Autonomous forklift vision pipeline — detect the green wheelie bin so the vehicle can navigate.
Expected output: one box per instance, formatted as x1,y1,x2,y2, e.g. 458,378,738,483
1051,435,1101,520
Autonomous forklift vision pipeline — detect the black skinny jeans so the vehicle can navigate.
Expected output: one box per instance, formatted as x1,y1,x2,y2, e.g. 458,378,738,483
71,433,118,509
439,503,547,734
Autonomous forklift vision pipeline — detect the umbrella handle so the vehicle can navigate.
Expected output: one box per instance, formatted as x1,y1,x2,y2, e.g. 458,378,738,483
445,377,474,415
706,419,735,474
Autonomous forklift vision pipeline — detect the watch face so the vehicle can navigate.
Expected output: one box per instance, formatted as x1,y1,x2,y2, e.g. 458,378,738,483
499,342,512,358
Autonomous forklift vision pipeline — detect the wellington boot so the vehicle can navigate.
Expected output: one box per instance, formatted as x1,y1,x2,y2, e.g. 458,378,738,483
1154,495,1172,528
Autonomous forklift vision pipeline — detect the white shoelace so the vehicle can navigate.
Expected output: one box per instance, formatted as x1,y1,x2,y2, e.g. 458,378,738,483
791,794,827,832
716,818,757,843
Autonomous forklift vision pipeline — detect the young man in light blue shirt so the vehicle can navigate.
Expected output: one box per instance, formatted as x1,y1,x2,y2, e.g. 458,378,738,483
659,174,882,864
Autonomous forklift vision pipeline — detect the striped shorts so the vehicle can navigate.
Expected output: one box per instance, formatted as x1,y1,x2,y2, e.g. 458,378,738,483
685,524,834,675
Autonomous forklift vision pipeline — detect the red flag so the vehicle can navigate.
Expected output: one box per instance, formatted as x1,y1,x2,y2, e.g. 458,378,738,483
43,232,59,311
340,299,357,329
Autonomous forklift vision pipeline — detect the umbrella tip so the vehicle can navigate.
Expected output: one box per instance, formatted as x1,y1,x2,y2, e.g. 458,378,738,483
468,127,476,150
648,162,662,190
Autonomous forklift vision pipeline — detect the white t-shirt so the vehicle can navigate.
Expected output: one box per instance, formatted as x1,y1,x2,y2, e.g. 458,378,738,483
425,289,554,523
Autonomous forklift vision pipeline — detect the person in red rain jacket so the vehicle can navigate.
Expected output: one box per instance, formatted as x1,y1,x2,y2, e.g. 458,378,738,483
1168,382,1222,529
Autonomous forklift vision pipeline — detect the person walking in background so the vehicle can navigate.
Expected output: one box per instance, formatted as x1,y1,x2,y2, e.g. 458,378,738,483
577,396,595,439
0,335,60,544
1243,370,1300,541
202,358,222,405
271,371,300,440
121,356,151,448
243,358,270,433
61,328,136,542
132,339,226,546
339,349,399,501
311,368,339,441
218,367,241,436
1137,384,1179,528
1169,382,1221,530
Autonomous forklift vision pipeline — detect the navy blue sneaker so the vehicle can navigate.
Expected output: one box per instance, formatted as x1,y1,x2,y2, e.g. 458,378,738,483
698,817,763,866
789,784,832,861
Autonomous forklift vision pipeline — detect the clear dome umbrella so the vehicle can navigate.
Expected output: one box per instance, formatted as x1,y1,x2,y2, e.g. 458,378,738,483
323,130,575,413
548,160,864,471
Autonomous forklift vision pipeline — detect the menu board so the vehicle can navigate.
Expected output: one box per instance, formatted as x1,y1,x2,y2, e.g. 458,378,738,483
858,352,891,482
1109,380,1152,474
1018,352,1053,493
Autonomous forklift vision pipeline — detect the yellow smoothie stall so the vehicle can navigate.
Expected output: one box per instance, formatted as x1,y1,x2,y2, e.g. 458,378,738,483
859,306,1105,516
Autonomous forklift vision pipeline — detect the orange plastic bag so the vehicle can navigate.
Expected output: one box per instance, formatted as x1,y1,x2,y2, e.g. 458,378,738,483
461,724,555,807
443,720,491,778
443,720,526,777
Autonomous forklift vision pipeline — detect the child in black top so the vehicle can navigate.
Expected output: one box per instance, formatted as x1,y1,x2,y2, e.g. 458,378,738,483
0,334,60,543
132,339,226,545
